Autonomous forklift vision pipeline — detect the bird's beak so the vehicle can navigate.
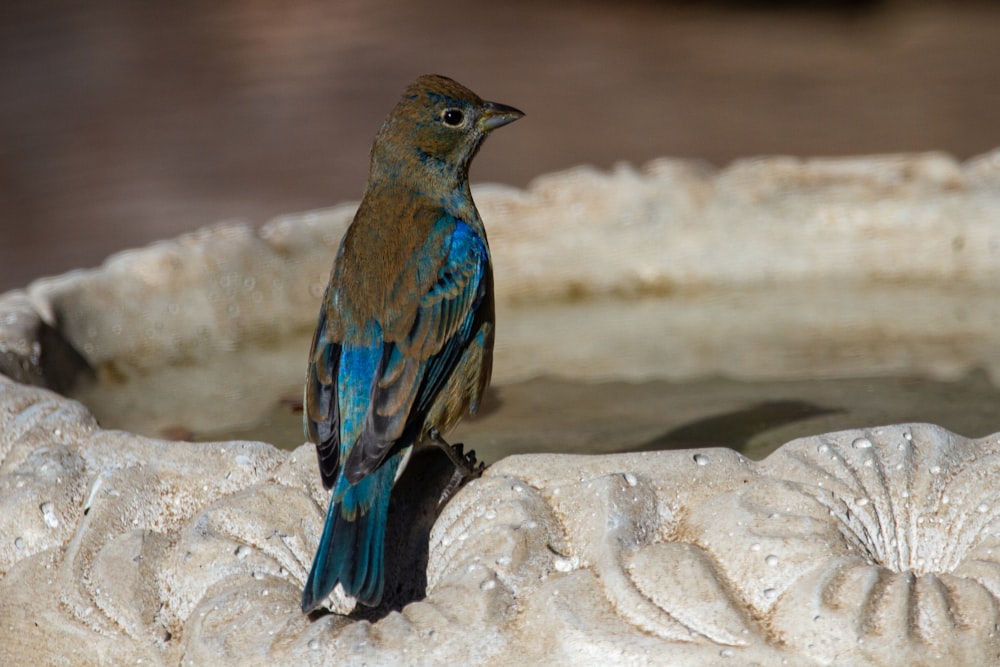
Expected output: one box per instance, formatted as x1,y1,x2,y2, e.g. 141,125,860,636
479,101,524,131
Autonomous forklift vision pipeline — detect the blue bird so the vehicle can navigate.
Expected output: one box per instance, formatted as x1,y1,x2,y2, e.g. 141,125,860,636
301,75,522,613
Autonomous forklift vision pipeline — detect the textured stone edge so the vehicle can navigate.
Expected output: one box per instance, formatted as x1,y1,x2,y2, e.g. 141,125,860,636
3,377,1000,665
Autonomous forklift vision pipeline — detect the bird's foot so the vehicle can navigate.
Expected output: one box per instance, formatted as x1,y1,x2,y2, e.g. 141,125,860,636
429,428,487,509
436,447,485,510
450,441,487,478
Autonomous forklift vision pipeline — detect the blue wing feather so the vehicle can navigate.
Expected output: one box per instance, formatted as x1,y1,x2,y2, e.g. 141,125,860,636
410,220,488,414
305,302,342,488
342,217,489,482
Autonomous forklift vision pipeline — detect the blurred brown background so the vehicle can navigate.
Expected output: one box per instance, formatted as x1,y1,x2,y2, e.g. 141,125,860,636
2,0,999,293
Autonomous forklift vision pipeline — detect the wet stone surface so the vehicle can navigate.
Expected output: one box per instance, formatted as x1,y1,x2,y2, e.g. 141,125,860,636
77,370,1000,466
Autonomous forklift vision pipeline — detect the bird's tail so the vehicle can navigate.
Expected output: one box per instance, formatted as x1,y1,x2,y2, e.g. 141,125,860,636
301,457,400,612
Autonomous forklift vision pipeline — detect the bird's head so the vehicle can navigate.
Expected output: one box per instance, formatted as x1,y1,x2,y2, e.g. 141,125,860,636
370,74,523,192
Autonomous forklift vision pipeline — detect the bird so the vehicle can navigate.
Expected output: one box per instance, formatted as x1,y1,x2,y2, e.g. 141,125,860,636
300,75,523,613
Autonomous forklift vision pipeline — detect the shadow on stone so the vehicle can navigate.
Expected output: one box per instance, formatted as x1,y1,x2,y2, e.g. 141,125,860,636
343,445,478,623
637,399,841,453
0,313,93,394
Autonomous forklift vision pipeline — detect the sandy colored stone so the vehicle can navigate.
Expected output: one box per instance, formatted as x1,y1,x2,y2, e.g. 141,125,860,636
2,377,999,665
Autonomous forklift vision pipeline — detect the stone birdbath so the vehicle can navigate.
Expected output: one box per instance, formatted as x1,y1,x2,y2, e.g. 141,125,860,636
2,151,1000,665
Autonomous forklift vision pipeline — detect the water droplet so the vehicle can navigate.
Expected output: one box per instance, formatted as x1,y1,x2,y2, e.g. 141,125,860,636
750,543,761,552
553,556,578,573
903,431,913,442
14,537,24,550
851,437,873,450
978,503,990,513
941,495,950,505
480,578,496,591
484,508,497,520
765,554,779,567
930,465,942,475
623,472,638,487
855,497,870,507
496,555,511,567
816,443,829,454
40,502,58,528
307,638,321,651
235,545,251,560
719,649,734,658
763,588,777,601
693,453,710,466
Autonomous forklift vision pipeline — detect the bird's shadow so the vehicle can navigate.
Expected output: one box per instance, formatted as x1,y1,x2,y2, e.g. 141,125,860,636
313,444,473,623
634,399,842,453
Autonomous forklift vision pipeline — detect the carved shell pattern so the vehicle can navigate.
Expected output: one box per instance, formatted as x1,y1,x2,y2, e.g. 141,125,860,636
3,377,1000,665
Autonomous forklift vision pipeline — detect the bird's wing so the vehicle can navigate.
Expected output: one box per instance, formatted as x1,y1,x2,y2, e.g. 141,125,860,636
304,287,343,489
342,217,491,484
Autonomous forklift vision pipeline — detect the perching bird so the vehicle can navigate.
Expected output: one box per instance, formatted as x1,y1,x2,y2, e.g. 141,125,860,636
301,75,523,613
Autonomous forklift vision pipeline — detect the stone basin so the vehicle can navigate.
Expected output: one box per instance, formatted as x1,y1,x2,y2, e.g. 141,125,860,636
2,151,1000,665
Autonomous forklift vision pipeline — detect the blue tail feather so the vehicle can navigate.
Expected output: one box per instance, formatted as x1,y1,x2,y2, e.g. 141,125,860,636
301,455,400,612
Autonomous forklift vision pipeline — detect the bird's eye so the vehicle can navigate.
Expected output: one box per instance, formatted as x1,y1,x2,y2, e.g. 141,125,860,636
441,109,465,127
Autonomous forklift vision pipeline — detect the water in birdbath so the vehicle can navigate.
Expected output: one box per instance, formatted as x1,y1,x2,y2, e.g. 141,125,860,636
68,292,1000,463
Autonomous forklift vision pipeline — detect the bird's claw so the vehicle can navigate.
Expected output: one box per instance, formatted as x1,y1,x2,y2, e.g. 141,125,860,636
449,442,485,479
437,446,484,510
429,428,487,478
429,430,487,510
